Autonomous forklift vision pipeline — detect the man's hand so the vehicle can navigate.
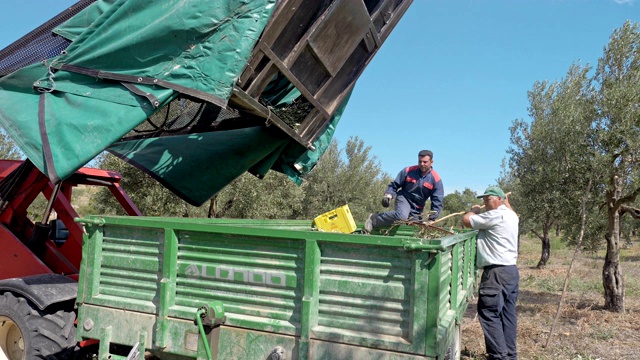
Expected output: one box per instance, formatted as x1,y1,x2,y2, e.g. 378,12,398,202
470,205,483,214
381,194,392,207
462,206,482,227
504,193,514,210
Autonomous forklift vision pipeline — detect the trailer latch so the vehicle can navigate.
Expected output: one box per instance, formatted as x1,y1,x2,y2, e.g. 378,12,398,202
195,301,226,360
197,301,226,327
402,240,445,252
268,346,286,360
74,217,106,226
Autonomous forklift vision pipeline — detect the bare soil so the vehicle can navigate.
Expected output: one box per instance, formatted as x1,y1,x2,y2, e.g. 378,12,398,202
461,235,640,360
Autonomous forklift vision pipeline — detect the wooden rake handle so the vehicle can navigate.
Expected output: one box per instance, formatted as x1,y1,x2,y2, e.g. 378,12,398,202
430,192,512,225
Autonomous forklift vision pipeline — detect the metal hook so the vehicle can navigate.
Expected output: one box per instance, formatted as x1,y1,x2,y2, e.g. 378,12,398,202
265,106,272,127
37,66,56,93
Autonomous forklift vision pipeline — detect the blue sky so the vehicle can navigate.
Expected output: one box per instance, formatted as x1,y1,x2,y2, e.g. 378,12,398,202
0,1,637,195
338,0,637,194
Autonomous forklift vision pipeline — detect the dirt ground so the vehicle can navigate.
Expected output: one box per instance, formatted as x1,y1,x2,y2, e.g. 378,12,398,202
460,235,640,360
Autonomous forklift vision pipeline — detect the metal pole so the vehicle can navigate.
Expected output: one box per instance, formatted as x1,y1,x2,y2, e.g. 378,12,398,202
41,182,61,224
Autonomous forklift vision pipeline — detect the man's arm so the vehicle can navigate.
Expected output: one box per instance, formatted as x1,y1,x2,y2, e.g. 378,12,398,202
385,168,406,197
428,179,445,220
462,205,483,227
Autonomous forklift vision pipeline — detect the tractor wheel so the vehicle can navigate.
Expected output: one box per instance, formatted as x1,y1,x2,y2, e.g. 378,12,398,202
444,323,461,360
0,292,76,360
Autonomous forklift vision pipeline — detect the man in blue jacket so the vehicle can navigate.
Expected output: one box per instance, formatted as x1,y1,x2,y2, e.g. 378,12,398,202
365,150,444,232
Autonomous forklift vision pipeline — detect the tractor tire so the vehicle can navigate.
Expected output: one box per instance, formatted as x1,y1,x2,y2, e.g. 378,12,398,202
0,292,76,360
443,323,461,360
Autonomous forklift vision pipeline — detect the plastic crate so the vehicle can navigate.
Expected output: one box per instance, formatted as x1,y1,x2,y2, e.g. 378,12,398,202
313,204,357,233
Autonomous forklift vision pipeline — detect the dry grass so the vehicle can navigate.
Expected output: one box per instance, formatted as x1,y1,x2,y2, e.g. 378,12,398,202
461,235,640,360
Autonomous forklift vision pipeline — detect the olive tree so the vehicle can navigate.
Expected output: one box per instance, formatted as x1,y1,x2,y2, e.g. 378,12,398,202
215,170,305,219
509,63,595,268
510,21,640,311
592,21,640,312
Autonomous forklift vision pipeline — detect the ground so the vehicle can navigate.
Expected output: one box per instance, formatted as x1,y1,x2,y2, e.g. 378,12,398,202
461,235,640,360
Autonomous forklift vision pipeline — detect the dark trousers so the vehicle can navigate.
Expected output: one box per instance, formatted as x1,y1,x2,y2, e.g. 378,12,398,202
478,265,519,360
371,194,421,227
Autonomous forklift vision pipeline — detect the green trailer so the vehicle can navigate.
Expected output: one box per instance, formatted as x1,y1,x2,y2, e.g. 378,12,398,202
75,216,478,360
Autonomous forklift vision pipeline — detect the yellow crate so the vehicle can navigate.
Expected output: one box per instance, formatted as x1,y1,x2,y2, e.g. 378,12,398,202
313,204,357,234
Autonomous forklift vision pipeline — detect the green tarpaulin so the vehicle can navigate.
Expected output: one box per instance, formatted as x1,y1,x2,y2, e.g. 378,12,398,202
107,92,350,206
0,0,347,206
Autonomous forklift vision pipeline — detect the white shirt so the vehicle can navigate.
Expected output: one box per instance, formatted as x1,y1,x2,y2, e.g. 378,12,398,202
469,204,519,268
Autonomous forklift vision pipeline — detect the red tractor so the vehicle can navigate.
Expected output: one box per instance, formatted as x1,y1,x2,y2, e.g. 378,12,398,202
0,160,140,359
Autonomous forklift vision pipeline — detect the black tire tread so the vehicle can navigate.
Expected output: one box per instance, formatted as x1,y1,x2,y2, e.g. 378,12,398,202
0,292,76,360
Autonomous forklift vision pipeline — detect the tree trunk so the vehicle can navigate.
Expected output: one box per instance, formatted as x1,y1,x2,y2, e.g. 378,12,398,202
537,233,550,269
603,196,624,312
208,197,217,218
532,226,551,269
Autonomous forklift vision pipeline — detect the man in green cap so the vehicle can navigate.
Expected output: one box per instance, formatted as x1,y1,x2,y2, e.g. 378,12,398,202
462,186,519,360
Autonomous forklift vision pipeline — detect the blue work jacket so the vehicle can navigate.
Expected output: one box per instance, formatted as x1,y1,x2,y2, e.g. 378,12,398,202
385,165,444,220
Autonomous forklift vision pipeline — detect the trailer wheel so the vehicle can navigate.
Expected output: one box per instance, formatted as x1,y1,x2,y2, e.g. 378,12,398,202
0,292,76,360
444,323,461,360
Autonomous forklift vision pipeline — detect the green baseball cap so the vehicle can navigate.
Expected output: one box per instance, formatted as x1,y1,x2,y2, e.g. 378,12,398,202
477,186,505,199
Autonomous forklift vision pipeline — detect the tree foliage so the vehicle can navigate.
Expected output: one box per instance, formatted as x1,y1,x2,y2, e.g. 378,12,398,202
440,188,481,228
212,170,305,219
0,130,21,160
301,137,391,221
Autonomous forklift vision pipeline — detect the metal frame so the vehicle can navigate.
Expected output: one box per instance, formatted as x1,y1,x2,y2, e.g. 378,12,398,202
231,0,414,149
0,160,141,280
